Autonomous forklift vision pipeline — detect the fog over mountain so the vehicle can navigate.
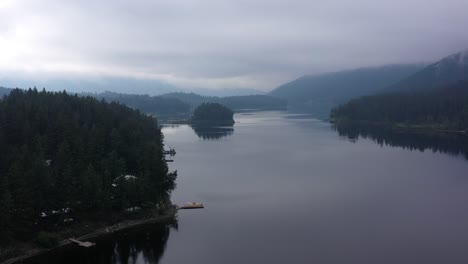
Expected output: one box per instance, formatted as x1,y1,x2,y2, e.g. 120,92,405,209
385,50,468,91
0,76,264,96
270,64,425,117
0,76,175,95
1,0,468,92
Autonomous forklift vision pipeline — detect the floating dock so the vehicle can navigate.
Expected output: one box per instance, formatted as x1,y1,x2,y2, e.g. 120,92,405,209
179,202,204,209
68,238,96,248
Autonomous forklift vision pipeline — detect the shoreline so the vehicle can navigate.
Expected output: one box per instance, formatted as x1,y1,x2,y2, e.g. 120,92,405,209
1,208,178,264
331,120,467,134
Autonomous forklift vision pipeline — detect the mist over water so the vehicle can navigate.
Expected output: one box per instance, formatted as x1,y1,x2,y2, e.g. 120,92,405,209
34,111,468,263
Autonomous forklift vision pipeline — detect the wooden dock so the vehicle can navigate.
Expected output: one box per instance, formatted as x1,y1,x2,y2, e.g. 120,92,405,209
179,202,204,209
68,238,96,248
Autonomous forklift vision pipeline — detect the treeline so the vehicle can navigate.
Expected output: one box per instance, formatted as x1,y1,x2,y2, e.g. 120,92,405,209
162,92,286,111
331,81,468,131
0,89,176,242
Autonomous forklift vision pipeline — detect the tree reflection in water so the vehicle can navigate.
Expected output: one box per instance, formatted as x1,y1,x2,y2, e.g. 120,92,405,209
23,220,178,264
191,125,234,140
333,123,468,159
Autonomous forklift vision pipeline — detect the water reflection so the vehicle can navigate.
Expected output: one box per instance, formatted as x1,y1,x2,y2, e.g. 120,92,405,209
191,125,234,140
25,221,177,264
334,123,468,159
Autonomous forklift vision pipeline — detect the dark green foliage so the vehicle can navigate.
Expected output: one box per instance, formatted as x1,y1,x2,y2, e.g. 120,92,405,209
0,89,176,241
191,103,234,125
161,92,286,111
331,81,468,131
269,64,424,118
35,232,60,248
221,95,286,111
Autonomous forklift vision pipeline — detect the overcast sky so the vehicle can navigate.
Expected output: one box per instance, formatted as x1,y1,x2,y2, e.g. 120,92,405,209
0,0,467,91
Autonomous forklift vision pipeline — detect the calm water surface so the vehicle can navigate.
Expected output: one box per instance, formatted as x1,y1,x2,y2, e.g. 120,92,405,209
39,111,468,263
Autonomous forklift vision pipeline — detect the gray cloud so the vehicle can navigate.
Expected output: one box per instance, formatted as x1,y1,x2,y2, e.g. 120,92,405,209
0,0,467,91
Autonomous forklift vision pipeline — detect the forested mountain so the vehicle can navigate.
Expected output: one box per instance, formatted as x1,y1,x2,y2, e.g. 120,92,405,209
385,50,468,91
191,103,235,125
161,92,286,111
0,89,176,243
185,87,264,97
269,64,424,118
331,80,468,131
0,87,10,98
92,91,191,117
160,92,209,106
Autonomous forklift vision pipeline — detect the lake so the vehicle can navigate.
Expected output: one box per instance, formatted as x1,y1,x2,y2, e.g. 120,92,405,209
33,111,468,263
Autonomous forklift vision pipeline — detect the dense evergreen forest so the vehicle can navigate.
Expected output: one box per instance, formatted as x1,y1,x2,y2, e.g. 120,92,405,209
0,89,176,244
162,92,286,111
191,103,235,125
331,81,468,131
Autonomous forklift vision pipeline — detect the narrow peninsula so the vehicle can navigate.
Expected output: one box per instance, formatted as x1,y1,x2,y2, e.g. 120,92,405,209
0,89,177,262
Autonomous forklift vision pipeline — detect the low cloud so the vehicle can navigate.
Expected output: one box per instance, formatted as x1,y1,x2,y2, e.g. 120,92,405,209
0,0,467,91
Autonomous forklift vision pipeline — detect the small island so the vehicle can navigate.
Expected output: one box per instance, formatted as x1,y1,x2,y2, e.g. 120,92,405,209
191,103,235,126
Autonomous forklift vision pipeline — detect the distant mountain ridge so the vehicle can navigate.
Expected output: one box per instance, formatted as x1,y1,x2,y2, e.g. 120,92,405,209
330,50,468,130
0,76,176,95
385,50,468,91
92,91,191,117
0,76,264,97
161,92,286,111
269,64,425,118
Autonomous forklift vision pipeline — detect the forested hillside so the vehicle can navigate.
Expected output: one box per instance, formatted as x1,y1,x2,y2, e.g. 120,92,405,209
93,91,191,117
269,64,424,118
161,92,286,111
331,81,468,131
0,89,176,243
